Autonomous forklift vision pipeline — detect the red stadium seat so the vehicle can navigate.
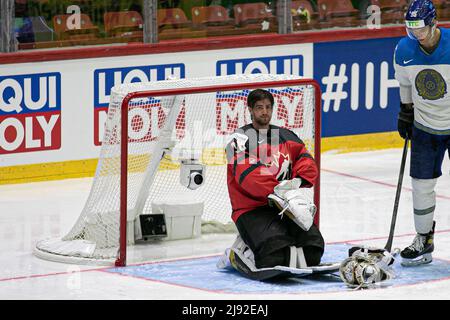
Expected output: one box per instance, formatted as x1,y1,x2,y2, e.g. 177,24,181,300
434,0,450,21
158,8,193,30
190,5,236,36
104,11,143,38
157,8,196,40
435,0,450,6
291,0,319,30
371,0,408,11
233,2,277,33
191,5,234,27
52,14,99,41
316,0,362,28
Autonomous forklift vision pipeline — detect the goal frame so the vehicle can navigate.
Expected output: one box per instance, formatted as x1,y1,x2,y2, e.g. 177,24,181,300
116,78,322,267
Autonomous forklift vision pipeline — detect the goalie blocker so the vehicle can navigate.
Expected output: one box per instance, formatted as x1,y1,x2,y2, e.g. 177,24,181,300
268,178,317,231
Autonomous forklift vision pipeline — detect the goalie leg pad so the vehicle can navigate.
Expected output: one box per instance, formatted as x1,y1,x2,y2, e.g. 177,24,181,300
228,247,289,281
217,235,255,269
223,246,339,281
256,246,289,269
229,235,255,263
302,245,323,266
289,246,308,268
218,235,290,271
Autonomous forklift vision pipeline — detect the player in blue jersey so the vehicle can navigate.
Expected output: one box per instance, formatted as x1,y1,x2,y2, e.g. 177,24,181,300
394,0,450,266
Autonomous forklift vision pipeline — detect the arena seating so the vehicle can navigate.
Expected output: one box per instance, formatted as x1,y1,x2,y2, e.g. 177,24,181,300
52,13,100,41
232,2,277,33
316,0,362,28
370,0,408,25
291,0,319,31
104,11,143,38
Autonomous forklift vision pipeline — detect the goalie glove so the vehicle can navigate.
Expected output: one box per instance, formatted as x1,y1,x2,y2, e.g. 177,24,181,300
268,178,317,231
227,132,248,153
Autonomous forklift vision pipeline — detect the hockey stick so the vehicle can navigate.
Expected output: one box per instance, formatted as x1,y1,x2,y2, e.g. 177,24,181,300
384,136,409,252
341,139,410,288
348,137,409,256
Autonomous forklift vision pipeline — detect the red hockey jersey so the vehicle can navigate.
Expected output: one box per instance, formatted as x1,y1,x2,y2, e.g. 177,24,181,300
226,124,318,222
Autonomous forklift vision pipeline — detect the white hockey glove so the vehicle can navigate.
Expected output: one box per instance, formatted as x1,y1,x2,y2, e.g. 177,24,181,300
268,178,317,231
227,132,248,153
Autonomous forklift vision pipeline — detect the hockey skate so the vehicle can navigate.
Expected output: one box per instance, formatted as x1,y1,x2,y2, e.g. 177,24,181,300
401,221,435,267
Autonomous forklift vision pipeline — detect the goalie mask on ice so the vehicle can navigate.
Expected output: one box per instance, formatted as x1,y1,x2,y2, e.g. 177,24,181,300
268,178,317,231
339,247,396,289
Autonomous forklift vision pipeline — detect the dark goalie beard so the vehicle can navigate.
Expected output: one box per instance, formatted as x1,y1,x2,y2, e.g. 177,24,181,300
255,116,270,126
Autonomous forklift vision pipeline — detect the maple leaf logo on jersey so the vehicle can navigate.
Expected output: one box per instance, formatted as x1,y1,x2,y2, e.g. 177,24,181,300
261,151,292,180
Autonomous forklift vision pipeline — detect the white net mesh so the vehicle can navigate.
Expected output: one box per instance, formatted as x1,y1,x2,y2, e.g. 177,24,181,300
34,74,318,265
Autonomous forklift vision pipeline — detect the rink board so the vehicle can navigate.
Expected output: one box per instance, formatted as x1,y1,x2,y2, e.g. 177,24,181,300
105,244,450,294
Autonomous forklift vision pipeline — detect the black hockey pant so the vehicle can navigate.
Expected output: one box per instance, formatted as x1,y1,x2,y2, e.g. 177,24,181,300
235,205,325,269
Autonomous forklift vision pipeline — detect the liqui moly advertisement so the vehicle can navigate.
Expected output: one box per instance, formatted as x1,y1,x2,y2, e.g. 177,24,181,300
0,72,61,155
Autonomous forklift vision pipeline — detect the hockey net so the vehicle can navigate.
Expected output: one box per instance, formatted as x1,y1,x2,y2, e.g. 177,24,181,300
34,74,321,266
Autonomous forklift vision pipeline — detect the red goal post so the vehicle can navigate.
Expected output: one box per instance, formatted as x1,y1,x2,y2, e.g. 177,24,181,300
116,77,322,266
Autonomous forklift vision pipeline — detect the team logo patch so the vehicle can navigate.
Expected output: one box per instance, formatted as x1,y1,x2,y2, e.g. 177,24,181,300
261,151,292,181
415,69,447,100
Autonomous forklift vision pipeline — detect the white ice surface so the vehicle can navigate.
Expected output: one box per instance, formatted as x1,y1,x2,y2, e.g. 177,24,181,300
1,148,450,299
